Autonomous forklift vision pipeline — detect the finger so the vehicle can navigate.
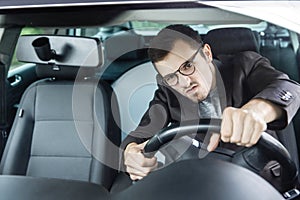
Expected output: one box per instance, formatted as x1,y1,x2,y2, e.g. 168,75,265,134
126,164,157,180
207,133,220,152
130,174,144,181
140,156,158,168
125,151,158,169
240,114,254,145
126,160,157,174
126,154,158,169
126,166,148,177
249,120,266,145
125,142,157,168
230,110,245,143
221,108,234,142
126,163,154,177
137,140,149,149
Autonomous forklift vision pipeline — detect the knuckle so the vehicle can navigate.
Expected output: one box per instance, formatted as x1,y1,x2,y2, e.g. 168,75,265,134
220,130,231,137
130,175,135,180
140,160,148,167
241,138,250,144
223,107,235,116
257,121,267,131
230,137,240,143
143,168,151,174
221,137,230,142
245,112,254,121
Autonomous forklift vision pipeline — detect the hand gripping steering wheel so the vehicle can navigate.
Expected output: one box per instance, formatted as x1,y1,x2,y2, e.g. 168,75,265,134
143,119,298,192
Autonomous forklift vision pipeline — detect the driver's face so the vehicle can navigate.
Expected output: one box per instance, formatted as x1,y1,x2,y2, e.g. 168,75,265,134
155,40,215,103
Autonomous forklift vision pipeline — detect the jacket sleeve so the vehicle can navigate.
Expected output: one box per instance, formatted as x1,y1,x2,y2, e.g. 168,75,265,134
120,84,171,150
236,51,300,129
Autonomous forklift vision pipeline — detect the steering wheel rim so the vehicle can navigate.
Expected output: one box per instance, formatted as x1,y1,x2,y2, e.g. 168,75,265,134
143,119,298,192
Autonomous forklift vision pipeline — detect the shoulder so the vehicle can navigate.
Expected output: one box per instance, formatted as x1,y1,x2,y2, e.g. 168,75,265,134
216,51,269,69
234,51,271,66
216,51,275,81
227,51,273,75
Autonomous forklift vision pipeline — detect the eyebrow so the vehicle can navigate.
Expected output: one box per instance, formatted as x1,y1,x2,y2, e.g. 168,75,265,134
179,46,201,69
161,46,202,78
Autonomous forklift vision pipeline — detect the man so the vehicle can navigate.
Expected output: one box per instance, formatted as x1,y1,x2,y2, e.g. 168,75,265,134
121,24,300,181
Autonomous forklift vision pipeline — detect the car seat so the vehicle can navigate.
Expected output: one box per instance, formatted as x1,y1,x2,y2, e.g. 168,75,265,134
0,35,121,190
103,30,158,193
203,27,260,58
100,30,153,140
101,30,149,82
260,25,299,82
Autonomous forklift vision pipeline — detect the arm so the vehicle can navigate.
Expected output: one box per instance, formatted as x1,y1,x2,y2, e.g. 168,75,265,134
207,98,283,151
239,51,300,129
208,52,300,151
121,85,171,180
220,99,283,147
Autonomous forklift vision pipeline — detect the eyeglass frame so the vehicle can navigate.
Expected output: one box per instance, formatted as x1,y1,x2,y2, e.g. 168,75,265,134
162,46,202,86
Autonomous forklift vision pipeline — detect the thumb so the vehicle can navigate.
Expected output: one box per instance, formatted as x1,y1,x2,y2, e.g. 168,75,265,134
137,140,149,149
207,133,220,152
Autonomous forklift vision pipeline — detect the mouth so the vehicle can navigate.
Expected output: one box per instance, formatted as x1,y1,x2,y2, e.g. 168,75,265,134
185,84,198,94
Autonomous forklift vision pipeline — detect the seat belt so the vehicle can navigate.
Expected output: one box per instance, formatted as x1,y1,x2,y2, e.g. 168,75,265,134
0,27,22,154
0,53,9,153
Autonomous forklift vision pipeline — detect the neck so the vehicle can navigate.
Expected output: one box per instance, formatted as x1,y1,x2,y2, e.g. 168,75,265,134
209,62,217,91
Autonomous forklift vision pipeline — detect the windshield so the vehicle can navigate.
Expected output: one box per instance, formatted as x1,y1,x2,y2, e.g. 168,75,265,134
202,1,300,34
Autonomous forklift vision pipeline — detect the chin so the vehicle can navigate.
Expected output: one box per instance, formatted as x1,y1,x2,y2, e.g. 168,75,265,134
188,94,206,103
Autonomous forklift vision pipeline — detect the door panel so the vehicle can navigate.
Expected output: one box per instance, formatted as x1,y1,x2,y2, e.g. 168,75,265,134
7,63,38,132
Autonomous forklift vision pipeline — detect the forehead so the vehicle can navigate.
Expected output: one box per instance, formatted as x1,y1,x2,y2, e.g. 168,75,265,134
170,40,197,60
155,40,197,76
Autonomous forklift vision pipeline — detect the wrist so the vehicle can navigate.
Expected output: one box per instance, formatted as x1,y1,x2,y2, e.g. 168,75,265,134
242,99,283,123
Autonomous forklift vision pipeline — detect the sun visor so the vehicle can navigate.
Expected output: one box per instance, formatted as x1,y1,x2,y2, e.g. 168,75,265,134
16,35,103,68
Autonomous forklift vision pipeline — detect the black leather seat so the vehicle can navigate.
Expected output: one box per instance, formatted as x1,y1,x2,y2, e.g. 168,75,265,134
101,30,148,82
203,27,260,58
0,35,121,190
260,25,299,82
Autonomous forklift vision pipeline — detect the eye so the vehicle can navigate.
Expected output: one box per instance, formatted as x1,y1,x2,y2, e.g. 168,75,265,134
181,62,193,71
164,73,177,82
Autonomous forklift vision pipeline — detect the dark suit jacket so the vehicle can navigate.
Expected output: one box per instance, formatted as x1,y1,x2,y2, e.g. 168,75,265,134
121,51,300,149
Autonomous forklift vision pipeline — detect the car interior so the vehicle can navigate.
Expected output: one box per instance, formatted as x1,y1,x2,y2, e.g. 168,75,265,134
0,1,300,199
1,35,121,190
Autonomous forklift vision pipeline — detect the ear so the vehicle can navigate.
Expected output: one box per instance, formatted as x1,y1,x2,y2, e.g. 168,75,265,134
203,44,213,62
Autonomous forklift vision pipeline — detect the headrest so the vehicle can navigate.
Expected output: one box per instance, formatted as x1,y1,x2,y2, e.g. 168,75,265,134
16,35,103,79
261,26,291,48
203,27,259,58
104,31,146,61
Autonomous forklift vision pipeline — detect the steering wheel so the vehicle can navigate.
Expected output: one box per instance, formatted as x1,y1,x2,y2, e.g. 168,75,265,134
143,119,298,193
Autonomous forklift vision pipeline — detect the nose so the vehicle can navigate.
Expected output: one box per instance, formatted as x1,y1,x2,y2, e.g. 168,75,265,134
177,74,191,88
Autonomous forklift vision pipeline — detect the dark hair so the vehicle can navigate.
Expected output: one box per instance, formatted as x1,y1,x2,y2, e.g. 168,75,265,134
148,24,203,63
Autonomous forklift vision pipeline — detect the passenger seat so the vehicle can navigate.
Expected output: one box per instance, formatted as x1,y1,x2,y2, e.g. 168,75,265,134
260,25,299,82
0,35,121,190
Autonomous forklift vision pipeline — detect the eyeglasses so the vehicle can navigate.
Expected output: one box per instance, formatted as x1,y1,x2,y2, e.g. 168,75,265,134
162,46,201,86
